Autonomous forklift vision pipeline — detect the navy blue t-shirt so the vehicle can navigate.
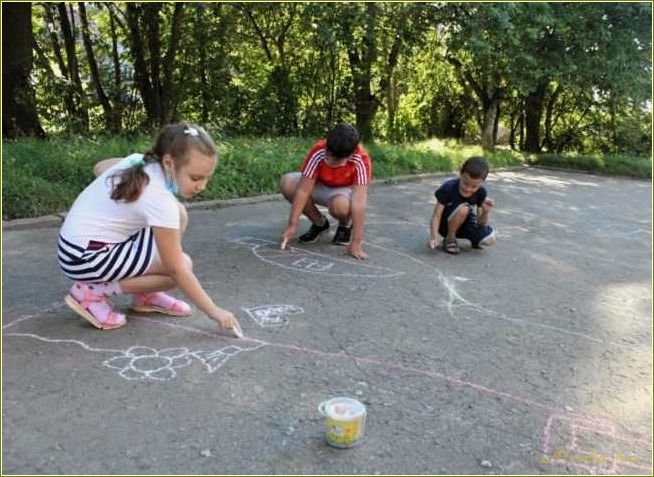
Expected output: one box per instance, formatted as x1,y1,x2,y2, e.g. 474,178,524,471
434,178,487,209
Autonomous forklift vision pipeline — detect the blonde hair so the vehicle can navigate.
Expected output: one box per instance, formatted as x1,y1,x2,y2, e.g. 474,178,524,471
110,122,216,202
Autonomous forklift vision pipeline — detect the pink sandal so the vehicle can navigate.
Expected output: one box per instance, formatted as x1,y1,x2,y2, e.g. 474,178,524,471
65,282,126,330
130,292,192,317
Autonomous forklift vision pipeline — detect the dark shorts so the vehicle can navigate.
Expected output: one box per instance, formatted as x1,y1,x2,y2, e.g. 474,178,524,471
438,203,494,248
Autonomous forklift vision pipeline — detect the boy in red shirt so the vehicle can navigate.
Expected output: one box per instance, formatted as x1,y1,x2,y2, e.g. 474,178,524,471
279,124,372,260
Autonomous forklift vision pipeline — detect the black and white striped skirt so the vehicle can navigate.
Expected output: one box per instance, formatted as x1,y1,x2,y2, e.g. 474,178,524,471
58,228,155,283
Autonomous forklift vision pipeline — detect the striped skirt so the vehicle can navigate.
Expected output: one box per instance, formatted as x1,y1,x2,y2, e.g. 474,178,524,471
58,228,155,283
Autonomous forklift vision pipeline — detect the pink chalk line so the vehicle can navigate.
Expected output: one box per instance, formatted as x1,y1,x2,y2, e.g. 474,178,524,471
541,411,652,473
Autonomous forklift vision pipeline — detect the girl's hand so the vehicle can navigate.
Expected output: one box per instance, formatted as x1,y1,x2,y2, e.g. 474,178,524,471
211,308,243,338
428,238,439,250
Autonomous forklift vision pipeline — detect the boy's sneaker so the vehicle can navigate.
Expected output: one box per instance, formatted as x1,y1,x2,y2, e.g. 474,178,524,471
332,225,351,246
299,218,330,243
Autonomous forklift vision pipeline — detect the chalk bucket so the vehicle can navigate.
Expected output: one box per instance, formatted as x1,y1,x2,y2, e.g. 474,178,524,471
318,397,366,448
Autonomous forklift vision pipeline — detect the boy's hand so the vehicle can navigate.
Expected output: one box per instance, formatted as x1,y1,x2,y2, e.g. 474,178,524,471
279,224,298,250
346,242,368,261
428,238,439,250
481,198,494,212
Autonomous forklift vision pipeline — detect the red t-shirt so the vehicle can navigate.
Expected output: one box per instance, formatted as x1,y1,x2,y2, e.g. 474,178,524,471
300,139,372,187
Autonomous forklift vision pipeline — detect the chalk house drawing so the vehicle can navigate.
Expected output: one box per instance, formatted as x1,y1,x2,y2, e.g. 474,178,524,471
243,304,305,328
541,411,652,474
229,236,404,278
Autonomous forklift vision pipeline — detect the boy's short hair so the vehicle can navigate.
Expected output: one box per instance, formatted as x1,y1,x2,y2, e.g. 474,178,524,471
326,124,360,158
460,156,489,180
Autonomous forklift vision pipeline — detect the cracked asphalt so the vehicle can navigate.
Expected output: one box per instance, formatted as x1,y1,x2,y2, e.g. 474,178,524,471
2,168,652,475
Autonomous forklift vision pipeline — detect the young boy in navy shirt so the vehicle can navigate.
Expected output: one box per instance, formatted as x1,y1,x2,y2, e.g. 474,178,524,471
429,156,496,254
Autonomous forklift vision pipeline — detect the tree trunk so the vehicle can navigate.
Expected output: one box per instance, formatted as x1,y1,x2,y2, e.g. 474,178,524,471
43,3,78,122
107,4,123,131
240,4,298,135
57,2,89,131
524,81,549,153
381,36,401,141
195,6,209,124
2,3,45,138
160,2,184,124
518,99,525,151
126,4,156,126
543,84,560,151
446,54,503,151
348,3,378,142
78,2,118,132
481,98,500,151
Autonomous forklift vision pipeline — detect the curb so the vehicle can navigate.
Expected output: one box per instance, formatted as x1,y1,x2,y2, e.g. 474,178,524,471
2,166,529,232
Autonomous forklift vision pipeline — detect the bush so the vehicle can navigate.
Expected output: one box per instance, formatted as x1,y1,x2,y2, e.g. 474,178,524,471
531,153,651,178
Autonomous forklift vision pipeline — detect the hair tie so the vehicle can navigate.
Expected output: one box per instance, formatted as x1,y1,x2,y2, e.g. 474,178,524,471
184,127,199,137
126,156,146,168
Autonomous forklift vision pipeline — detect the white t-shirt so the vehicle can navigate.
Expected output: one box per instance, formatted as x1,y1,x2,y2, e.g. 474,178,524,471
60,153,180,247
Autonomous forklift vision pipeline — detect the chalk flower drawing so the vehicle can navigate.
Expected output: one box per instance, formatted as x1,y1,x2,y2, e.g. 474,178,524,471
103,346,192,381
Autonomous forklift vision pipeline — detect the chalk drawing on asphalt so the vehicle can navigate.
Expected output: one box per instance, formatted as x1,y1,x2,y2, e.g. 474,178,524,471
540,411,652,474
242,304,304,328
229,236,404,278
5,332,265,381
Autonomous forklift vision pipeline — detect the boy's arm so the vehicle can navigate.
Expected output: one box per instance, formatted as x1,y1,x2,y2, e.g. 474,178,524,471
93,157,123,177
429,202,445,249
279,176,316,249
478,198,494,227
346,184,368,260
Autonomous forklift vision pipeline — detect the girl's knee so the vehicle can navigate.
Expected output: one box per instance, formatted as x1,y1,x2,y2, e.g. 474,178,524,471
179,204,188,234
183,253,193,270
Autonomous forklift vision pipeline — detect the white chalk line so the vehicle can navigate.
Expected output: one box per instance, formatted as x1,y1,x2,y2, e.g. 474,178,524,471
363,225,635,347
6,306,650,450
242,304,305,328
3,332,121,353
2,301,66,330
229,236,404,278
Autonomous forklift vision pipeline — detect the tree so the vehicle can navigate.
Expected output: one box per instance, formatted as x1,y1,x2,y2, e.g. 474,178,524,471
78,2,119,132
443,3,516,151
125,2,185,127
2,2,45,138
237,2,299,135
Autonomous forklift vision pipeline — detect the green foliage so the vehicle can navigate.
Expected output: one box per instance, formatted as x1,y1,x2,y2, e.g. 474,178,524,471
531,153,651,178
17,3,654,156
2,135,524,219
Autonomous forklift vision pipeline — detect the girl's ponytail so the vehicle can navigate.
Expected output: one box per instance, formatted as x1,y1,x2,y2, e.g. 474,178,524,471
109,154,156,202
108,122,215,203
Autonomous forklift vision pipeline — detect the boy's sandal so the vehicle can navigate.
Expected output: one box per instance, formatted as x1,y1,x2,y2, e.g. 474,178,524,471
64,291,126,330
130,292,192,317
443,238,460,255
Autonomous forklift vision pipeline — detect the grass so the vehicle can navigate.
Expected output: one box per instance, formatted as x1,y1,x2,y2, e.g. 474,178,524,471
529,152,652,179
2,134,648,220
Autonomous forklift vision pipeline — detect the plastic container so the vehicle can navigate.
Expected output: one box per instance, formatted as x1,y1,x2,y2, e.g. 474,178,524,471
318,397,366,448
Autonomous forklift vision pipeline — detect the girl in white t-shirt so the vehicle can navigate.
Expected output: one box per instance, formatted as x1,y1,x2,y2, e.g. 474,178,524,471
58,122,242,337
